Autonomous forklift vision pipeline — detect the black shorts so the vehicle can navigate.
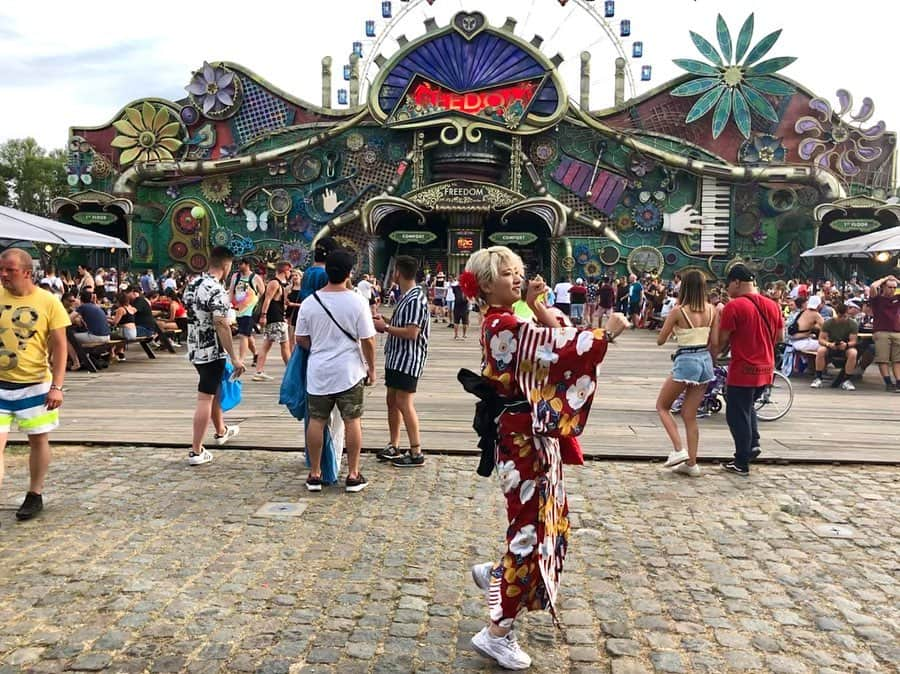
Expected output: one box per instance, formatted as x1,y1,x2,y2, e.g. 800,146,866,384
555,302,570,316
453,302,469,325
195,359,226,395
628,301,642,315
384,368,419,393
236,316,255,336
433,298,445,307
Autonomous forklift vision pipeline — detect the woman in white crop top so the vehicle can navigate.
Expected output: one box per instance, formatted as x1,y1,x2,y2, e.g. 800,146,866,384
654,270,720,476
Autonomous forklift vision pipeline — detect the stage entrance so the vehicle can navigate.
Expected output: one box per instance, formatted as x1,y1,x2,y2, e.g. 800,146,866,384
374,208,552,281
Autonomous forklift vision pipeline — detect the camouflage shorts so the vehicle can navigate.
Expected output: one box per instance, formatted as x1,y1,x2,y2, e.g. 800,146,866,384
307,380,365,420
263,321,289,344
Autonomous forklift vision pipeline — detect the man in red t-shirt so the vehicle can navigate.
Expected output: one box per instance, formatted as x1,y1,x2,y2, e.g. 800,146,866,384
717,264,784,476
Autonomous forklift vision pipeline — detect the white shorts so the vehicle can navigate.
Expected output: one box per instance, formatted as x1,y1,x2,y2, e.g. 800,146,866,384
0,382,59,435
791,337,820,352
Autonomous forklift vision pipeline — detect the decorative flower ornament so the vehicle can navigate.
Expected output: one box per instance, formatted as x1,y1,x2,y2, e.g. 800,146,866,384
794,89,885,177
672,14,796,139
111,102,184,165
739,134,787,164
458,271,480,299
186,62,242,119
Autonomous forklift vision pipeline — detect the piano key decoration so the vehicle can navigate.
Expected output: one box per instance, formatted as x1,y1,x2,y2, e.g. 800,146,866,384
699,176,732,254
551,155,628,216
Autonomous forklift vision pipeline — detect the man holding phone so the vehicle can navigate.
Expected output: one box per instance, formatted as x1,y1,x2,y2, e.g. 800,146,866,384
811,301,858,391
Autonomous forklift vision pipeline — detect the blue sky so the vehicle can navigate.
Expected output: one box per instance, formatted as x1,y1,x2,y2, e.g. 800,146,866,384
1,0,896,154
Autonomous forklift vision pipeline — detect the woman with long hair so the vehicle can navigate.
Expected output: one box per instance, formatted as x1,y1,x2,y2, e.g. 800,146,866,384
654,270,719,476
460,246,628,669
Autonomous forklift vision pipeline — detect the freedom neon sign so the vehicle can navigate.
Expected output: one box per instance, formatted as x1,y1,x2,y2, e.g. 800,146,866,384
387,74,546,129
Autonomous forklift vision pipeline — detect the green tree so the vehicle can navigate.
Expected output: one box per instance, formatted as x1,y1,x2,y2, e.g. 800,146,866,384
0,138,68,216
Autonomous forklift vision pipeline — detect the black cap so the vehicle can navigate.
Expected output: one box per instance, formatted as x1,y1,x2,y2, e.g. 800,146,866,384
726,264,755,283
325,249,354,283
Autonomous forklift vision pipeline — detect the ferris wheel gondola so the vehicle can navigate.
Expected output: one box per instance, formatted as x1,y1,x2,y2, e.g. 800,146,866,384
337,0,651,111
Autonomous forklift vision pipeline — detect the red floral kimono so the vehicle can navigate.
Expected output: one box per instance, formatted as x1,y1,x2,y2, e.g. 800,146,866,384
480,306,610,628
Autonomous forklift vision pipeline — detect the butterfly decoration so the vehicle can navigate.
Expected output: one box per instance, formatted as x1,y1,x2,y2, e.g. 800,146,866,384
243,208,269,233
229,234,256,256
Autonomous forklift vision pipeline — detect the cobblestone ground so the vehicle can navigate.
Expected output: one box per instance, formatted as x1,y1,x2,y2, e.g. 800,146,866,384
0,447,897,673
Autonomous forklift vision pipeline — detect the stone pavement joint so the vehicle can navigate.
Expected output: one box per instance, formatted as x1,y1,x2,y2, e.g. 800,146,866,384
0,447,897,673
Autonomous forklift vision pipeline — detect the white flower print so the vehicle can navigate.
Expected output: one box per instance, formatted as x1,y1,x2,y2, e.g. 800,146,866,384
490,330,517,367
519,479,535,504
566,374,596,411
535,344,559,366
576,330,594,355
554,327,577,349
497,460,521,494
510,524,538,557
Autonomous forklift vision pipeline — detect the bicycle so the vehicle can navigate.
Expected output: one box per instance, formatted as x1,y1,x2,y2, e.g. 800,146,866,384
672,364,793,422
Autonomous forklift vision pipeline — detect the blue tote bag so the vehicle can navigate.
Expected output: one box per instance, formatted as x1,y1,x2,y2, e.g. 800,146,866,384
279,346,342,485
220,360,243,412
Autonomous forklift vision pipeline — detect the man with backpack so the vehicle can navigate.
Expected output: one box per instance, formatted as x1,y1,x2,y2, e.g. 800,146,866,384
228,258,265,367
254,261,292,381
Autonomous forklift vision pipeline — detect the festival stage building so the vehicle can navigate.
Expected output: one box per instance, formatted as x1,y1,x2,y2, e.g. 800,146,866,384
54,7,898,284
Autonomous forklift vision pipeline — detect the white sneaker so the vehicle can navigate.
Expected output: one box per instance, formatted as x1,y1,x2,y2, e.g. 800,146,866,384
471,562,493,592
214,425,240,446
840,380,856,391
471,627,532,670
188,448,213,465
664,448,690,468
672,462,701,477
252,372,274,381
810,378,823,388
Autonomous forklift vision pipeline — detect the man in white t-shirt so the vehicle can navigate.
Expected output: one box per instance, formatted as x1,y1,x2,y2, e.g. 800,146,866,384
553,276,573,316
356,274,374,305
296,249,377,494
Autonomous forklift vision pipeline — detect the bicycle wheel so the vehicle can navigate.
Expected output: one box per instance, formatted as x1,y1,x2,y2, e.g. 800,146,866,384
755,371,793,421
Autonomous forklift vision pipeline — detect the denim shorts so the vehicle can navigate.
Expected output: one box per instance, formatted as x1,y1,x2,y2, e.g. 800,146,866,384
671,349,714,385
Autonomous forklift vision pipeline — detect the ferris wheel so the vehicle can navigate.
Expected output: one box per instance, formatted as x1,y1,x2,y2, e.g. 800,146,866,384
335,0,651,110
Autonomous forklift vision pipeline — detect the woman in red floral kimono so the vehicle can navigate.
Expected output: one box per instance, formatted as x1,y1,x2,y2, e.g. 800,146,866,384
461,246,629,670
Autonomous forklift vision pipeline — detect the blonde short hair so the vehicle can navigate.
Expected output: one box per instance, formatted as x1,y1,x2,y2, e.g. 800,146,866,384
464,246,524,302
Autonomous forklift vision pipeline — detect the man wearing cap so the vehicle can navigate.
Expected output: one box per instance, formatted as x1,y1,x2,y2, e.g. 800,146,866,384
569,277,587,325
717,264,783,476
868,274,900,391
295,249,376,493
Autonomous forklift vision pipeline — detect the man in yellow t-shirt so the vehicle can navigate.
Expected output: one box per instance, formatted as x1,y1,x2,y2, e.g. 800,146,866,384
0,248,71,522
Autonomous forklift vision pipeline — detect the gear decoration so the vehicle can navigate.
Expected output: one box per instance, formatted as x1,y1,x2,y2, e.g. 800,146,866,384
346,133,365,152
211,228,231,246
561,256,576,271
361,148,380,165
200,175,232,203
583,260,601,277
530,140,558,166
631,202,663,232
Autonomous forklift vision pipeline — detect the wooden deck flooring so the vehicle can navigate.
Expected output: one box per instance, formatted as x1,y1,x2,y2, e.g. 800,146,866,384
9,321,899,464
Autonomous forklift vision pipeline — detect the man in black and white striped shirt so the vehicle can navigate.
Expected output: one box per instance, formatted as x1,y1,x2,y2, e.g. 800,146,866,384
372,256,430,467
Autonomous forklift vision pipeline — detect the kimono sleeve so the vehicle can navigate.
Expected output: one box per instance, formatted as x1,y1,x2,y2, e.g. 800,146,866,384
480,312,524,393
516,324,610,438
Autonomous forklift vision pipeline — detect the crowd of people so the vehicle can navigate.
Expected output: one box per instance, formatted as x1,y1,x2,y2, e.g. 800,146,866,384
2,240,899,671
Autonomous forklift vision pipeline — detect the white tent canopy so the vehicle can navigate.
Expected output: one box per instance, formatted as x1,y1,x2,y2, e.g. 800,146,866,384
0,205,130,250
800,226,900,258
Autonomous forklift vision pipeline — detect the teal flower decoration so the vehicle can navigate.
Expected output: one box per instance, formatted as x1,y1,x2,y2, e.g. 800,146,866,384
672,14,796,139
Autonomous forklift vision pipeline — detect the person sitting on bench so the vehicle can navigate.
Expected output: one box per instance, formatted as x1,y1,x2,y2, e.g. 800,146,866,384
72,290,111,345
811,301,858,391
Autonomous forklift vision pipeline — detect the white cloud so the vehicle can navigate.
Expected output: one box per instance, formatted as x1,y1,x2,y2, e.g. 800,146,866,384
0,0,896,152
